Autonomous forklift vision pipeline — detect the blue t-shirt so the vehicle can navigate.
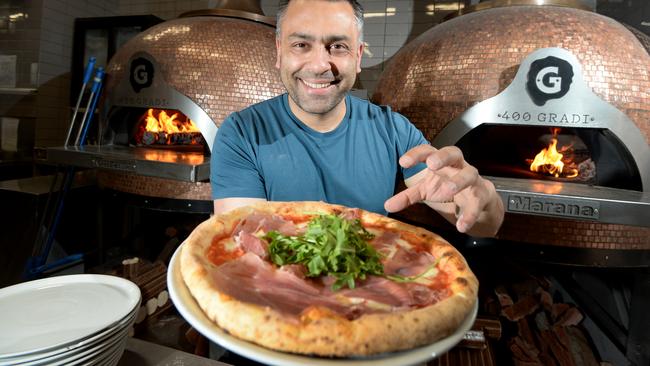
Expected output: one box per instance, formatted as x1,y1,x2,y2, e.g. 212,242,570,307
210,93,428,215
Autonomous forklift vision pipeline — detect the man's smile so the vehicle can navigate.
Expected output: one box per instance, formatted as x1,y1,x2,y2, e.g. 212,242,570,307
299,78,341,90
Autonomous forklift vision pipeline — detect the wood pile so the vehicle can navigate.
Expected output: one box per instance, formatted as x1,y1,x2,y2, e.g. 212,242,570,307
120,258,171,329
428,317,502,366
140,131,204,146
487,275,600,366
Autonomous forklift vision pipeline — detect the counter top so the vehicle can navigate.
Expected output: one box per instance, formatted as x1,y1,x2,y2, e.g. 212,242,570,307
118,337,229,366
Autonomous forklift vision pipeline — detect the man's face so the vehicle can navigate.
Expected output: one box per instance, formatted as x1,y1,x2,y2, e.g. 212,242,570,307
276,0,363,116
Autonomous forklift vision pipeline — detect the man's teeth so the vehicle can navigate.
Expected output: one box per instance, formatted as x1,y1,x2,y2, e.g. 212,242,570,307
303,80,331,89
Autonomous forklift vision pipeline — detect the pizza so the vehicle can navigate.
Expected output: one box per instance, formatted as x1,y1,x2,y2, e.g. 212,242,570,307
179,201,478,357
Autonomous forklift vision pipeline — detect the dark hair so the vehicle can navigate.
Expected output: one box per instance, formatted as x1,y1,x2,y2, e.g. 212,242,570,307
276,0,364,43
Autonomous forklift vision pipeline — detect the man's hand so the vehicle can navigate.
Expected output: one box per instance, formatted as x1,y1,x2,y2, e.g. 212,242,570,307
384,145,504,237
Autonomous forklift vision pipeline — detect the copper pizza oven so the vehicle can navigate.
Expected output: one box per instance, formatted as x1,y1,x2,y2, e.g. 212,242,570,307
372,0,650,266
44,0,285,206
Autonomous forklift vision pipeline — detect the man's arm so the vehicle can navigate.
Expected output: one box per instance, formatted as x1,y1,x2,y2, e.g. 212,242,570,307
385,144,504,237
210,112,268,216
214,197,266,215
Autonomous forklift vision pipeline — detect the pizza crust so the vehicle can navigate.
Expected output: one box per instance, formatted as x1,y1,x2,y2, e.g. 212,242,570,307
180,201,478,357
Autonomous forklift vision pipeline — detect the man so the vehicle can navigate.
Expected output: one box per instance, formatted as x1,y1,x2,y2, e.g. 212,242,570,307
211,0,504,237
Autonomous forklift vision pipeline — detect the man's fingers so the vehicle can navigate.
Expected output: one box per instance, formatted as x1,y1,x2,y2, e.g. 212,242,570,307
425,146,464,171
399,145,466,173
384,185,425,213
446,164,479,193
386,171,455,212
399,144,437,168
454,178,490,233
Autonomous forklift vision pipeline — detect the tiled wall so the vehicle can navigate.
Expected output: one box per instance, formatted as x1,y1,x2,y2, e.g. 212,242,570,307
0,0,643,149
0,0,42,151
115,0,460,97
0,0,119,148
36,0,119,147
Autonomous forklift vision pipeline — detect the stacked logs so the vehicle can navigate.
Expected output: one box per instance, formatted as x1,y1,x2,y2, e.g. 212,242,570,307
140,131,204,146
428,317,502,366
121,258,171,327
490,276,600,366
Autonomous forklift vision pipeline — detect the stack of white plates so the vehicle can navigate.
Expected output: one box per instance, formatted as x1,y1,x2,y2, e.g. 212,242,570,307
0,274,141,366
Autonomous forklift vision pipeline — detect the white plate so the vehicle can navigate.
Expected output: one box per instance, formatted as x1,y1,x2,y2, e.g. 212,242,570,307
41,325,129,366
0,274,140,358
0,308,137,366
168,243,478,366
16,311,136,366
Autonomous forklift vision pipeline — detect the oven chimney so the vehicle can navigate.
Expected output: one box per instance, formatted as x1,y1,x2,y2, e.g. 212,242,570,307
179,0,273,25
210,0,264,15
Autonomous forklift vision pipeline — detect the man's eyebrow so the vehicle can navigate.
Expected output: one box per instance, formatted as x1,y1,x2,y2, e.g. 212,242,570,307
288,32,315,41
325,35,351,43
287,33,351,43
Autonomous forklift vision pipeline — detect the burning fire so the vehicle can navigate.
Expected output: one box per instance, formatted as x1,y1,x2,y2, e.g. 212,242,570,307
529,128,579,178
143,150,204,165
136,108,203,146
143,108,199,134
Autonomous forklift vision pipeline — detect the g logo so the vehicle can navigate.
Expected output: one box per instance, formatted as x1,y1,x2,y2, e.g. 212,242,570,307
129,57,154,93
535,66,562,94
526,56,573,106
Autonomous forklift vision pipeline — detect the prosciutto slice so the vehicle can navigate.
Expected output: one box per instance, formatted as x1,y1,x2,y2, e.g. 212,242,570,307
210,253,352,317
210,211,445,320
235,231,268,259
336,276,414,307
234,213,301,236
382,246,436,277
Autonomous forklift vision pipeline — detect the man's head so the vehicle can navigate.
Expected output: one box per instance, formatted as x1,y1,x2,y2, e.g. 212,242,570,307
276,0,364,44
274,0,365,122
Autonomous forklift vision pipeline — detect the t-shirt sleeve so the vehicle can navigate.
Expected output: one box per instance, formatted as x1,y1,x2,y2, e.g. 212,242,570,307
392,111,429,179
210,114,266,200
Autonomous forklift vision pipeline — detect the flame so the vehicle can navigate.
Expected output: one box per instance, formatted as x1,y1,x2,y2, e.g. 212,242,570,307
136,108,203,146
143,150,204,165
143,109,199,133
532,182,563,195
529,129,579,178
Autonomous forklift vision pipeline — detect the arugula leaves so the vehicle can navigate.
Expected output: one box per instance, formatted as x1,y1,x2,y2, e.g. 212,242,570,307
265,214,384,290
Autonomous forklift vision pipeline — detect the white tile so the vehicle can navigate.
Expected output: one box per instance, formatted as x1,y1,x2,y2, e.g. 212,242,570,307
361,54,385,68
363,42,384,53
361,1,389,13
383,46,402,58
385,22,412,35
384,34,408,47
389,0,414,12
364,22,387,35
364,15,388,24
363,35,385,48
40,42,63,57
385,10,413,24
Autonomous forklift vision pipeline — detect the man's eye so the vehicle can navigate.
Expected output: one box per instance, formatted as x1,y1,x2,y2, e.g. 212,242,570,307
293,43,307,48
329,44,349,53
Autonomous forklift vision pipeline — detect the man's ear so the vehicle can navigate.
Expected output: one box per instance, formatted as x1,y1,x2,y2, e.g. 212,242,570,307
275,38,281,69
356,42,364,74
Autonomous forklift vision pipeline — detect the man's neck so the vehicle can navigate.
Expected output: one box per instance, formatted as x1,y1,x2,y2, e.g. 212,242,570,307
288,96,347,133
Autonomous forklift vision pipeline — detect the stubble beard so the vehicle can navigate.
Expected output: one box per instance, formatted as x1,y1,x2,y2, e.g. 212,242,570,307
283,73,349,115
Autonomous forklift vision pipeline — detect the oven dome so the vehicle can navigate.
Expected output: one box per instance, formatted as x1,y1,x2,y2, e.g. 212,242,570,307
98,4,285,202
371,0,650,254
371,0,650,146
104,7,285,130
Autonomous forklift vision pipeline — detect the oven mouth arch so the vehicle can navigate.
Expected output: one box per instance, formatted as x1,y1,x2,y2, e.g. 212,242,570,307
430,48,650,192
456,124,643,191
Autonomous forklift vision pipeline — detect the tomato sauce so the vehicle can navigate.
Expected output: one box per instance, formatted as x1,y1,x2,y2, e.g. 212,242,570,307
207,233,244,266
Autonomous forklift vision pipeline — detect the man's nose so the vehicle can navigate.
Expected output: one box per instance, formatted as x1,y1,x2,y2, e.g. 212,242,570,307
306,46,332,74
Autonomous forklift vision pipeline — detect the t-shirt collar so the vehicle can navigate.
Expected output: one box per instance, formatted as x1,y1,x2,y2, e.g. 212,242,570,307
281,93,351,138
